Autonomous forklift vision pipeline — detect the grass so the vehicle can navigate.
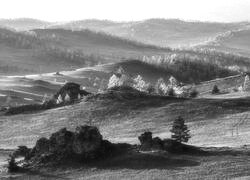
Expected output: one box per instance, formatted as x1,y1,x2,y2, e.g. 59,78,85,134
1,149,250,179
1,92,250,149
1,89,250,179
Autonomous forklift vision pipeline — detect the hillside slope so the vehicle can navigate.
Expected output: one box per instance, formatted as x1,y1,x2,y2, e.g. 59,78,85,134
0,28,170,75
1,88,250,149
0,59,238,107
51,19,247,48
199,28,250,57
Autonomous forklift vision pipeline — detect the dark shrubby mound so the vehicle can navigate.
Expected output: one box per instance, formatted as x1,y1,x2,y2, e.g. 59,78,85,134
53,82,91,102
5,82,91,115
14,125,133,168
11,126,207,170
87,85,182,102
138,131,205,154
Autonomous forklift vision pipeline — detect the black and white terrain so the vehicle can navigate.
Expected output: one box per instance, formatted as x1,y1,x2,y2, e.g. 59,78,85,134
1,18,250,179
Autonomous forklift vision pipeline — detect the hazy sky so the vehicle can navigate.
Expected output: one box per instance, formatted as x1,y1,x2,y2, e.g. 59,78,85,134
1,0,250,22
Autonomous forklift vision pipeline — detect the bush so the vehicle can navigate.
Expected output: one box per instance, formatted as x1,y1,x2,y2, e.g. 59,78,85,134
212,85,220,94
170,116,191,143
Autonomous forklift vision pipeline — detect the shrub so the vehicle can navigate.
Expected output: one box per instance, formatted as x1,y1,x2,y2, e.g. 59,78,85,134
212,85,220,94
170,116,191,143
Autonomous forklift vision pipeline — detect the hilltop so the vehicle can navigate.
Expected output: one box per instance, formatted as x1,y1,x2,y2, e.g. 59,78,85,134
0,18,52,31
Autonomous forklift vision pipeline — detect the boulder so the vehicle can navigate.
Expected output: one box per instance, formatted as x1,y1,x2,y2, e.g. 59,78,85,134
54,82,91,104
138,132,163,151
72,125,103,158
152,137,163,150
49,128,74,154
20,125,125,165
138,131,153,151
33,137,50,154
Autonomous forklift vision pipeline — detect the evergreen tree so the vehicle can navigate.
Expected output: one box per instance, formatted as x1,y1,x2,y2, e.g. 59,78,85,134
170,116,191,143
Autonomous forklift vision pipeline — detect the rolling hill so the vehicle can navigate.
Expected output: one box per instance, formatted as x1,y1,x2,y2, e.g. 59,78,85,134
0,58,243,108
51,19,248,48
0,27,171,75
1,87,250,179
2,18,250,50
0,18,51,31
199,28,250,57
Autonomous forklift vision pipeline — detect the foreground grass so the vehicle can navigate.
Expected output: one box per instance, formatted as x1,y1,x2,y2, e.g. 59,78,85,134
1,148,250,180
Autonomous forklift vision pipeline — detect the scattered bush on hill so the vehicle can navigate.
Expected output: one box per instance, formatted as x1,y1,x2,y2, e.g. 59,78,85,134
141,55,238,84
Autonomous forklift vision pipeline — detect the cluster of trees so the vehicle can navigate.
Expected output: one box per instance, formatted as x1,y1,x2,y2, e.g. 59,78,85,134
107,66,198,98
176,48,250,72
141,55,237,84
0,28,105,68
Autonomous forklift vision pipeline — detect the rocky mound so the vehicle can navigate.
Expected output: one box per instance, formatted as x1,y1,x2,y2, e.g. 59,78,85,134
138,131,205,154
4,82,91,115
13,125,133,168
53,82,91,104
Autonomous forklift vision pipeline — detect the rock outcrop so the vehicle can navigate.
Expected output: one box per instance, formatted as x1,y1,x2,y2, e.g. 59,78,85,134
72,126,102,157
28,125,104,162
138,132,163,151
16,125,132,167
53,82,91,104
138,131,204,154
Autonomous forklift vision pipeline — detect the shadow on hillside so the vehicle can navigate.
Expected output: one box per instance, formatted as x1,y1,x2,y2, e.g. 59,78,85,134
89,153,200,170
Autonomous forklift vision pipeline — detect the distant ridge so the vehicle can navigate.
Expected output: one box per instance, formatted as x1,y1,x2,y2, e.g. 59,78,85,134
1,18,249,48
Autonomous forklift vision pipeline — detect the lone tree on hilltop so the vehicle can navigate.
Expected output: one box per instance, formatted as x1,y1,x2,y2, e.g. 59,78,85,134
170,116,191,143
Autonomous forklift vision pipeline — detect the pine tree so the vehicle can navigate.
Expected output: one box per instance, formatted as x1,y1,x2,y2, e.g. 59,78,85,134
170,116,191,143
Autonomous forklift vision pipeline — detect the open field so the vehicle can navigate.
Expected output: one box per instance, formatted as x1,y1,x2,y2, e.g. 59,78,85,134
1,91,250,149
